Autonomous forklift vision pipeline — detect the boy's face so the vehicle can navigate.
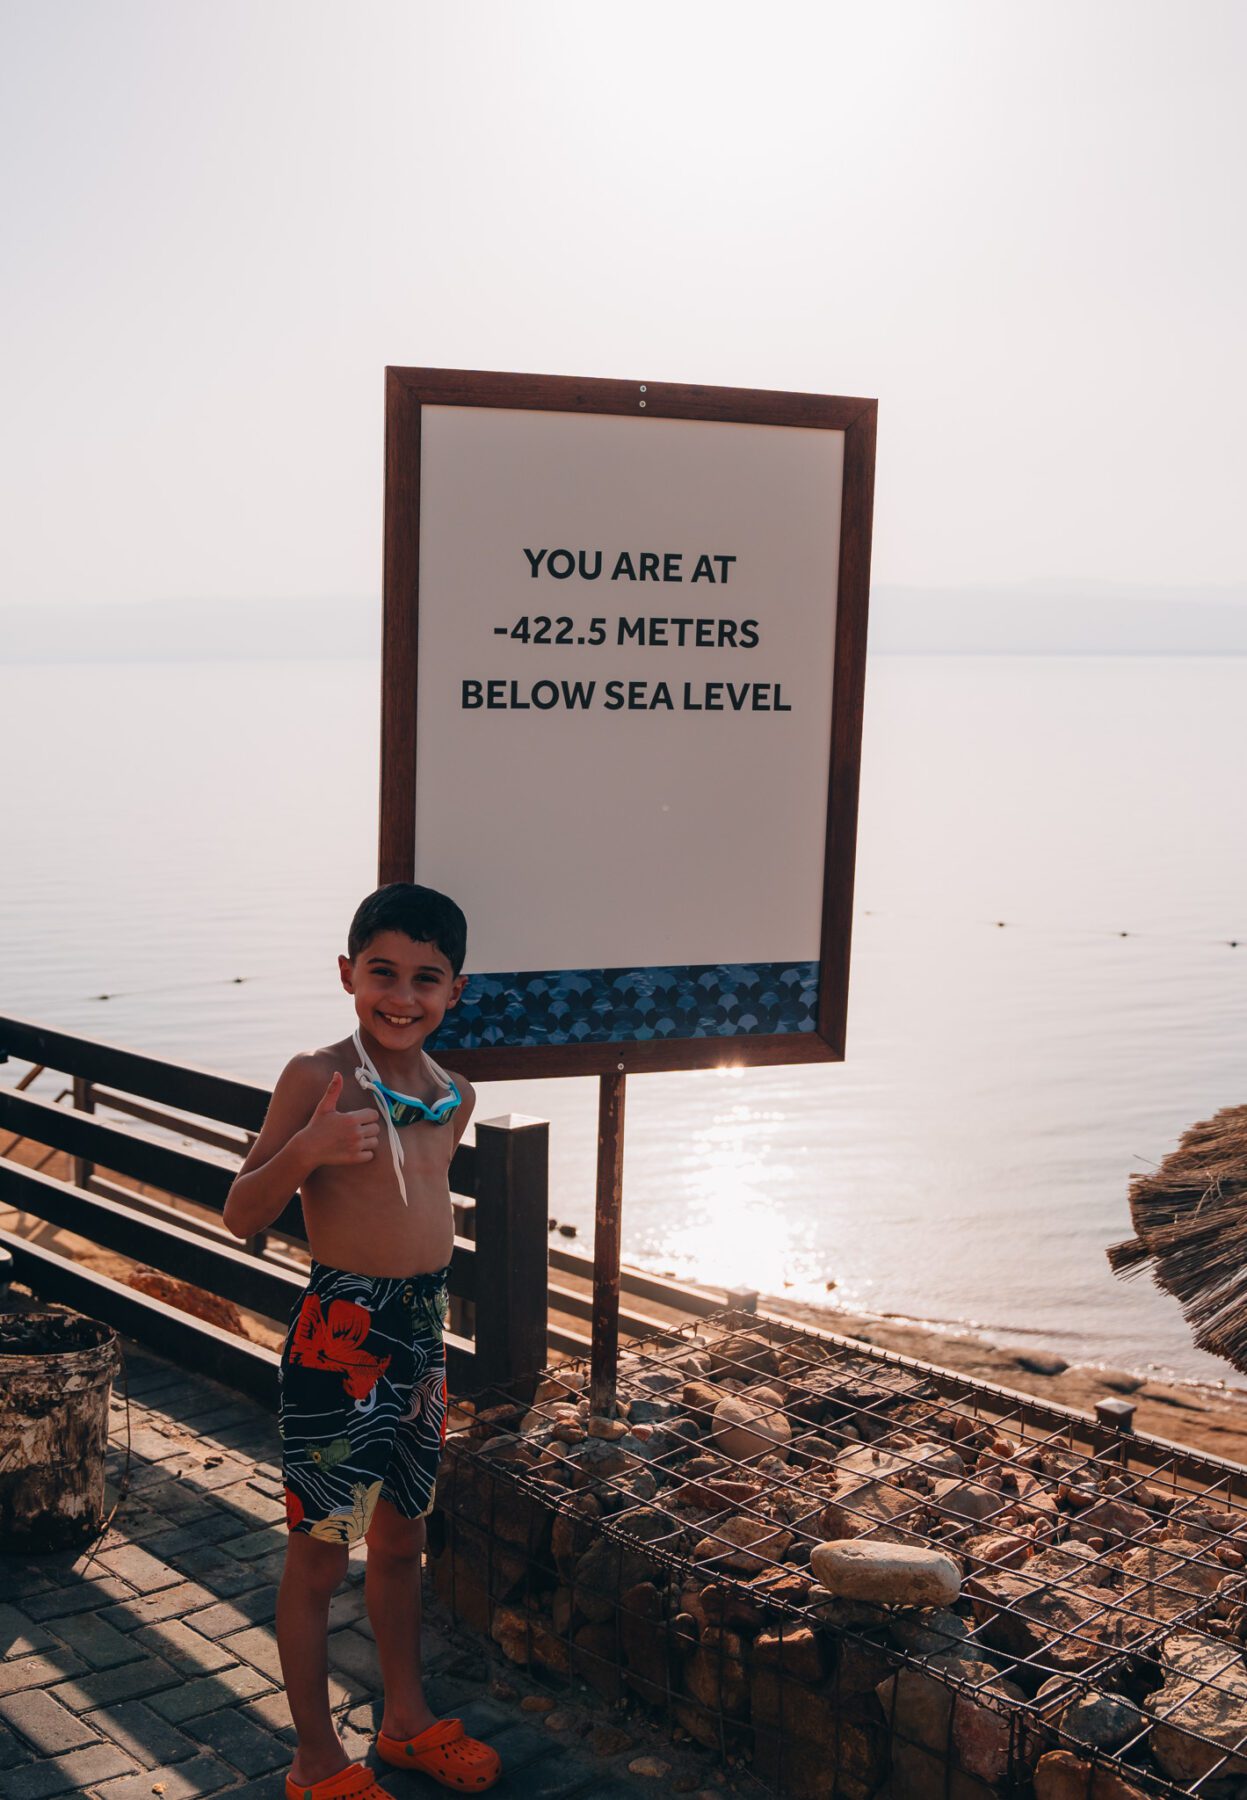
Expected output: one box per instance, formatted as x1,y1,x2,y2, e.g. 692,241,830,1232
338,930,467,1053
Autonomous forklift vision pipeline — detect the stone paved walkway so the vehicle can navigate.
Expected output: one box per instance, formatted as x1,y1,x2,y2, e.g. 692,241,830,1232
0,1340,760,1800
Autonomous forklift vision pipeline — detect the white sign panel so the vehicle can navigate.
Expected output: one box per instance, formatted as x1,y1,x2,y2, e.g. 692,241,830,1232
381,372,875,1072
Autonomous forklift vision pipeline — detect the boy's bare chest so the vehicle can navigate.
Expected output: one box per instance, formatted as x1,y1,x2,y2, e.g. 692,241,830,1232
306,1119,457,1212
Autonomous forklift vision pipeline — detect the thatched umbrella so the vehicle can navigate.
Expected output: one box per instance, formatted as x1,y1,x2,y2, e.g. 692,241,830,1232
1108,1104,1247,1371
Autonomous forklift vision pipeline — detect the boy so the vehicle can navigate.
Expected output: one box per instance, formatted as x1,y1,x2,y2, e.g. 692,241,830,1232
224,883,501,1799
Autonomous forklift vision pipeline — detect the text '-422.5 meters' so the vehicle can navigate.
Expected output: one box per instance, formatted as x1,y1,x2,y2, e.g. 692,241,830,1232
496,615,760,648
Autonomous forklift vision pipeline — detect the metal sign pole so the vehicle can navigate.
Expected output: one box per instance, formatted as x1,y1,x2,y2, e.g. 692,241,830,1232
590,1069,626,1415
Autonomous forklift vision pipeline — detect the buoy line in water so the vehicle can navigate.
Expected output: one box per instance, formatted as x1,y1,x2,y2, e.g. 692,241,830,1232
86,975,255,1001
861,909,1247,947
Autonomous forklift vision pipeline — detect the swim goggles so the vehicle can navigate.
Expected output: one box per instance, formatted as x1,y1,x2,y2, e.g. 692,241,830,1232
352,1028,462,1203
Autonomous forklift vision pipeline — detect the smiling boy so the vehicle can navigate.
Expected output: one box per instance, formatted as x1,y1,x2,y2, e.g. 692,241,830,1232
224,883,501,1799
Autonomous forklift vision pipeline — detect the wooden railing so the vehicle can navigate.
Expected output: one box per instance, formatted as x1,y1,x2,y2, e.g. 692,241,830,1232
0,1016,548,1404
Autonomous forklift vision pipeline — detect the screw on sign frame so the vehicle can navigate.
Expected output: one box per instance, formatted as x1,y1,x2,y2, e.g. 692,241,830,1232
378,368,878,1410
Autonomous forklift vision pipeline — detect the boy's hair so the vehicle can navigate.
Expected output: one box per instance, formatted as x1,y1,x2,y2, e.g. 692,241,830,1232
347,883,467,975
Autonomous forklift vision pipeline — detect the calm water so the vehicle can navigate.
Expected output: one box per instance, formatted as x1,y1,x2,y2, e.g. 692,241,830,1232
3,653,1245,1384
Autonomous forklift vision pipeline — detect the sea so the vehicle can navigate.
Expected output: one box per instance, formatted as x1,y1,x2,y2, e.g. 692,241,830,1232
3,652,1245,1386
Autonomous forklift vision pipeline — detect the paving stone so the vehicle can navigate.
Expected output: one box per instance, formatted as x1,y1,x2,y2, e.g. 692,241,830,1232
483,1719,567,1764
125,1522,221,1562
183,1591,278,1640
214,1468,284,1512
326,1626,382,1687
171,1547,277,1595
212,1479,287,1525
213,1623,367,1708
0,1686,101,1754
100,1505,166,1544
134,1617,239,1675
505,1756,598,1800
220,1524,287,1562
583,1785,676,1800
0,1566,54,1606
146,1663,275,1723
345,1698,381,1734
23,1576,132,1620
0,1650,89,1698
119,1374,185,1404
451,1697,514,1741
149,1519,251,1562
424,1673,491,1717
239,1688,296,1742
169,1454,257,1493
205,1416,281,1448
0,1717,32,1771
127,1426,188,1462
47,1652,180,1710
93,1749,240,1800
44,1609,144,1669
96,1544,183,1593
86,1697,201,1770
135,1384,206,1417
185,1704,290,1775
219,1622,281,1679
99,1580,221,1632
338,1718,376,1764
4,1740,138,1798
176,1399,254,1430
252,1547,293,1585
125,1463,184,1496
147,1485,224,1524
0,1605,56,1659
329,1585,371,1629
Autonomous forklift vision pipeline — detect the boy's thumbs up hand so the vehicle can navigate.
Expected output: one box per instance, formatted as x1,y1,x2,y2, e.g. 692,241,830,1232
313,1071,343,1115
299,1069,381,1169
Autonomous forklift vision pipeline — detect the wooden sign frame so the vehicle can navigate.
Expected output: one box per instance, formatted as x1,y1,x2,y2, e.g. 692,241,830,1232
379,367,877,1084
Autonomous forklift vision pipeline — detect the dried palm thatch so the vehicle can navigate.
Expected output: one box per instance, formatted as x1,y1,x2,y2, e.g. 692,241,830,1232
1108,1103,1247,1371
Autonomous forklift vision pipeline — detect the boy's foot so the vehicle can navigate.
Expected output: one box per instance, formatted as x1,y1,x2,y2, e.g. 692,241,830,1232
285,1761,389,1800
376,1718,502,1791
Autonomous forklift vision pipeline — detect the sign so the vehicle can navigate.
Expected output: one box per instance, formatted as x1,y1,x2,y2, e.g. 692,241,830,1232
380,369,876,1079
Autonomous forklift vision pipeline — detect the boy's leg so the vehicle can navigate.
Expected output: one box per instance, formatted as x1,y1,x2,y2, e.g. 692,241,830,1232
277,1532,352,1785
364,1496,437,1739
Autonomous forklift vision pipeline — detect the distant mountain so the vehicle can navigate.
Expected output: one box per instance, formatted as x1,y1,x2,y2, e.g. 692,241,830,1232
869,583,1247,654
0,598,378,663
2,585,1247,660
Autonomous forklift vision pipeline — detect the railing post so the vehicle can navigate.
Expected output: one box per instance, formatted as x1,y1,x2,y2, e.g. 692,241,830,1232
71,1076,95,1190
450,1195,476,1342
470,1113,548,1389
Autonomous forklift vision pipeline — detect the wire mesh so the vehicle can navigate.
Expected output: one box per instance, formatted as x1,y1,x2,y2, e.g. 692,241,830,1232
431,1309,1247,1799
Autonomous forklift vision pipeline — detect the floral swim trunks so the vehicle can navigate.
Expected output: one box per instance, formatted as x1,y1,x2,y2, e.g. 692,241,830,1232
278,1260,449,1544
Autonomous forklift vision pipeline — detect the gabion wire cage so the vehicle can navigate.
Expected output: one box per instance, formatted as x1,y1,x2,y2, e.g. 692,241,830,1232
430,1310,1247,1799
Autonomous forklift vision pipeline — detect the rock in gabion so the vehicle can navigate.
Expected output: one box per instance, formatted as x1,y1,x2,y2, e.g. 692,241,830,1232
812,1539,961,1607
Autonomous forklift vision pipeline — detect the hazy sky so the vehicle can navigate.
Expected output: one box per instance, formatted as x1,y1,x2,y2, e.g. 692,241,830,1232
2,2,1244,606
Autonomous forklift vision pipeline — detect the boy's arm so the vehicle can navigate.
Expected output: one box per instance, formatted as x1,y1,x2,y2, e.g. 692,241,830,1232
451,1074,476,1153
222,1055,380,1240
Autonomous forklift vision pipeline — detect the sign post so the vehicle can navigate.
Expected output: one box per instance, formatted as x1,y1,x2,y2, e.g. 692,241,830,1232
380,369,877,1403
591,1069,626,1414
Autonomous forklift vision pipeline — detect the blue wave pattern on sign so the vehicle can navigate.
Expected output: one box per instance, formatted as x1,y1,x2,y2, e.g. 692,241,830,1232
434,962,819,1048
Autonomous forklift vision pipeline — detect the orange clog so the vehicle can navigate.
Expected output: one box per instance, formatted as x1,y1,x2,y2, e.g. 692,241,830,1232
284,1761,389,1800
376,1718,502,1790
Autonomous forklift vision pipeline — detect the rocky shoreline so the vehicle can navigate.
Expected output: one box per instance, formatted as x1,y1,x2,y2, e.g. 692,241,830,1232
765,1292,1247,1467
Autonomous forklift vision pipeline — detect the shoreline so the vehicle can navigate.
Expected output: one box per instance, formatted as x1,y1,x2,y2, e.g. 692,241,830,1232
765,1289,1247,1465
7,1154,1247,1464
